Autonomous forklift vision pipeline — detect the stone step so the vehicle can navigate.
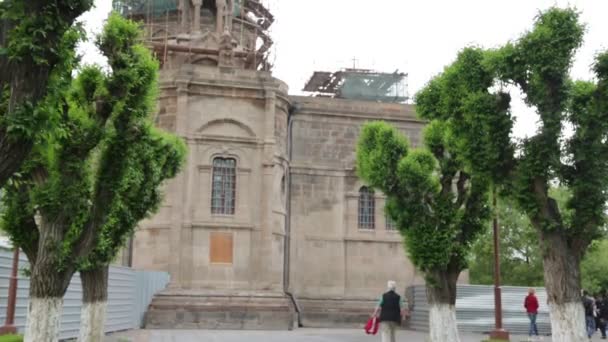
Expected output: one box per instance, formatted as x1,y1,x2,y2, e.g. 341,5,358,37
297,298,378,328
144,292,296,330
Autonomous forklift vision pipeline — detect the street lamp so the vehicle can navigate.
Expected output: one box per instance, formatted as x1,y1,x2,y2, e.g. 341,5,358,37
0,247,19,335
489,190,509,340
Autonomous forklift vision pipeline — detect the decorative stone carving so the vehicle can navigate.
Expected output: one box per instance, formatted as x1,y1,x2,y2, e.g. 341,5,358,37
218,29,235,67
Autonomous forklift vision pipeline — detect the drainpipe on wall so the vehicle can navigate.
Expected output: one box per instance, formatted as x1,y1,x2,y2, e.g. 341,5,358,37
284,102,302,328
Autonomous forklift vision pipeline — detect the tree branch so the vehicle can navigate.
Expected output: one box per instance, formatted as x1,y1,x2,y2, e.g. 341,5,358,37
531,176,564,230
455,171,470,209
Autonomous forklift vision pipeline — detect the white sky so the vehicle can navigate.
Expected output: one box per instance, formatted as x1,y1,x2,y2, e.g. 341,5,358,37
81,0,608,138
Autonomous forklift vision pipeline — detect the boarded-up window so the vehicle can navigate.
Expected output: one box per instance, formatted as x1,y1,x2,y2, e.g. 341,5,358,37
210,232,233,264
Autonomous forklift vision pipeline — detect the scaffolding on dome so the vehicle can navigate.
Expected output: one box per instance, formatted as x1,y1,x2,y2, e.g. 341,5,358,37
111,0,275,70
113,0,178,18
303,69,409,103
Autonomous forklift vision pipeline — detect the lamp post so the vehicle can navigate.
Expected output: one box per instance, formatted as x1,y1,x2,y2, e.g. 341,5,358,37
489,190,509,340
0,248,19,335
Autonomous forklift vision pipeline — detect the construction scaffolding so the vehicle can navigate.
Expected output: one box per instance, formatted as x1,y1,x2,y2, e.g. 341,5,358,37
303,69,409,103
112,0,274,70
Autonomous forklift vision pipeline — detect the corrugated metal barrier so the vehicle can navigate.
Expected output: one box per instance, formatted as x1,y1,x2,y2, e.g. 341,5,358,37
0,248,169,340
407,285,552,335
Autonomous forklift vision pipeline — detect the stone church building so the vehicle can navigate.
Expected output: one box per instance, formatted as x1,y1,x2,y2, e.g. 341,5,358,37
114,0,465,329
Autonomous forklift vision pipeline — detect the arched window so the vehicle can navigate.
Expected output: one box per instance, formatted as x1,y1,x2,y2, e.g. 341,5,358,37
358,187,375,229
211,157,236,215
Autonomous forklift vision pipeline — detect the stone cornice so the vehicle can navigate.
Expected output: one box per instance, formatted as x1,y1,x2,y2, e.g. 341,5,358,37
189,135,261,145
158,81,291,111
191,221,256,230
290,95,422,123
197,165,252,173
303,234,401,244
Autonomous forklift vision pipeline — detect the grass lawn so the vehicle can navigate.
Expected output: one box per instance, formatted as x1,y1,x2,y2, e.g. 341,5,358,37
0,335,22,342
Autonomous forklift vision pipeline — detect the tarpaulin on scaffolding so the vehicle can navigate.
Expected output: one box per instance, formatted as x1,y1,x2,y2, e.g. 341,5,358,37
303,69,409,103
113,0,178,17
114,0,246,17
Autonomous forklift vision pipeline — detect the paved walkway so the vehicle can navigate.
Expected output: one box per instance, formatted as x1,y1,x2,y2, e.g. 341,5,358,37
104,329,563,342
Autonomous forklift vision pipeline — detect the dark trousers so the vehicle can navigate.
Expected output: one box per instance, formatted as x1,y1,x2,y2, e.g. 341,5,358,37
600,318,607,338
587,316,597,338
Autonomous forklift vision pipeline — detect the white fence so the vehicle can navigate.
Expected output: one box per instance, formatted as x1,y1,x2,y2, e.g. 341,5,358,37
0,248,169,340
407,285,552,335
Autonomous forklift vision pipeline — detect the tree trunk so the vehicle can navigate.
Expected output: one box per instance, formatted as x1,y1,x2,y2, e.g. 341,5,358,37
23,220,74,342
78,266,109,342
24,265,71,342
0,131,33,189
426,270,461,342
24,297,63,342
541,231,587,341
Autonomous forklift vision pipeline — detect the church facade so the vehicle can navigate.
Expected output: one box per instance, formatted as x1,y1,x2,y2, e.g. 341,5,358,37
115,0,466,329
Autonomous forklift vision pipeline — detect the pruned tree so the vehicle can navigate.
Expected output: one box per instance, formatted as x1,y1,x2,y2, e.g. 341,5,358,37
0,13,186,342
357,121,491,342
416,8,608,340
0,0,94,188
76,89,186,341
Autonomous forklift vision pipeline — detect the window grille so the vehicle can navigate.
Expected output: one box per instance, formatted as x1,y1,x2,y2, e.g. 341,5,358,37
211,158,236,215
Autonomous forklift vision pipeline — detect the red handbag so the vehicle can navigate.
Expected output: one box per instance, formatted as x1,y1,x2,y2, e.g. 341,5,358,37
364,316,379,335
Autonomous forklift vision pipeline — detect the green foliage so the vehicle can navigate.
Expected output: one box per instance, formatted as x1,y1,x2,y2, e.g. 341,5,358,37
0,13,185,280
357,121,490,286
0,0,94,139
470,189,608,290
416,48,514,182
469,198,544,287
0,334,23,342
0,1,93,64
416,7,608,265
581,240,608,294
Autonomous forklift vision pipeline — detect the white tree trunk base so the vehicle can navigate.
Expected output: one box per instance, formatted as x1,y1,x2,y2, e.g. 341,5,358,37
549,302,587,342
24,297,63,342
429,304,461,342
78,301,107,342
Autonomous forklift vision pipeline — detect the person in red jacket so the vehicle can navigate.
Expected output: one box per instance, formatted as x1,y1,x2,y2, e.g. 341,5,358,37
524,288,540,338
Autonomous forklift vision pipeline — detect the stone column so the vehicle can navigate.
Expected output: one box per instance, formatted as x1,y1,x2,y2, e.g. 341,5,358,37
261,90,283,291
192,0,202,34
215,0,226,34
179,0,189,33
167,77,192,289
224,0,234,32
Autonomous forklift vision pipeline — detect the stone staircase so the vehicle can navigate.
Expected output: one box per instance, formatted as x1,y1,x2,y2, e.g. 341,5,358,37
144,290,296,330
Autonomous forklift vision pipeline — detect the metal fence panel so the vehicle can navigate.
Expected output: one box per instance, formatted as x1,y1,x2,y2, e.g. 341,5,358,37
0,248,169,340
0,248,29,332
133,270,170,328
408,285,553,335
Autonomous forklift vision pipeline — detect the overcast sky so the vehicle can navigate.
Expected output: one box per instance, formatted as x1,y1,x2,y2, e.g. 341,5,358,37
80,0,608,138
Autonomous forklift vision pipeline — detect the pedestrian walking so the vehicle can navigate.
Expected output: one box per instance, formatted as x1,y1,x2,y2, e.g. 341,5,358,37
372,281,409,342
584,290,597,339
524,288,540,339
598,292,608,339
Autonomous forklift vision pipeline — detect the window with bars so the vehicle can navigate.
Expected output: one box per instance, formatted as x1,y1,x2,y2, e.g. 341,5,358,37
386,213,397,231
358,187,375,229
211,158,236,215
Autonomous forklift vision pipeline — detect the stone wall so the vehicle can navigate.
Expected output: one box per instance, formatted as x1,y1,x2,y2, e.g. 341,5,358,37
288,96,427,303
133,65,290,295
131,63,473,329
